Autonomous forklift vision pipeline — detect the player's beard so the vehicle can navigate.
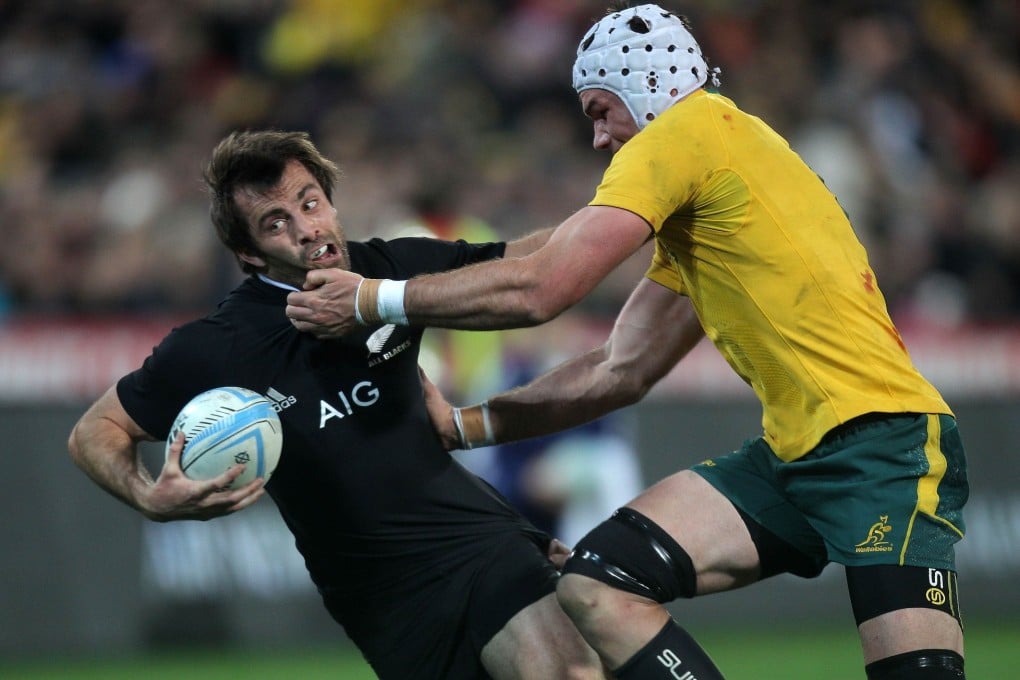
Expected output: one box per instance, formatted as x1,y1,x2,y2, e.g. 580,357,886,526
259,238,347,288
332,236,351,271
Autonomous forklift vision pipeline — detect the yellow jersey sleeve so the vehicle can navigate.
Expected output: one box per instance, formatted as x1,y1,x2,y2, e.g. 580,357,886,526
591,90,950,461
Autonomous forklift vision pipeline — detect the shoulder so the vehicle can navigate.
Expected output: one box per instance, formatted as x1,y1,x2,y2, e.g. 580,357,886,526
148,316,232,372
669,89,739,118
349,237,506,279
154,282,261,361
641,90,732,141
117,316,230,438
612,90,758,175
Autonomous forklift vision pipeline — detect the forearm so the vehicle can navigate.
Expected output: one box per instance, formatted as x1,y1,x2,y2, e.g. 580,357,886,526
68,413,153,515
457,345,642,447
69,386,267,521
406,228,561,329
502,226,556,259
361,207,651,330
453,281,705,449
404,258,564,330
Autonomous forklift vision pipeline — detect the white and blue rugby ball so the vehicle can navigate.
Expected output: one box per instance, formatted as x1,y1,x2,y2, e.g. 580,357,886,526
166,387,283,488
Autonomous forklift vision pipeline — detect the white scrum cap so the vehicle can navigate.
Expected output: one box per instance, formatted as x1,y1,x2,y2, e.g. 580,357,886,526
572,4,719,129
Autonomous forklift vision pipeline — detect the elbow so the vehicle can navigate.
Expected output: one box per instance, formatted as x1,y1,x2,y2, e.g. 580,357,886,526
616,373,652,407
603,355,657,408
517,277,586,326
520,297,565,326
631,379,655,404
504,246,601,326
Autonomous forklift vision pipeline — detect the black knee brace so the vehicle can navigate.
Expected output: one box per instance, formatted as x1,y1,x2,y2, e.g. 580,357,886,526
865,649,965,679
562,507,695,602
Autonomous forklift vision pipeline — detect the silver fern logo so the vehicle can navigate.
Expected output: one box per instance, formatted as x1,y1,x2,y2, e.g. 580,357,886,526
366,325,412,367
366,324,395,355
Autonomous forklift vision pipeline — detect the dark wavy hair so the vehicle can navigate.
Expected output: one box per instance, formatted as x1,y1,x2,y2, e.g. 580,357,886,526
203,130,340,273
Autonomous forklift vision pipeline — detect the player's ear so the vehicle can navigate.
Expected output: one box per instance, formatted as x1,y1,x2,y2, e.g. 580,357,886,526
237,250,266,269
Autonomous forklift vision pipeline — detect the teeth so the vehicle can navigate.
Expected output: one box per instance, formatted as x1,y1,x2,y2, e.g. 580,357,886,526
311,245,328,259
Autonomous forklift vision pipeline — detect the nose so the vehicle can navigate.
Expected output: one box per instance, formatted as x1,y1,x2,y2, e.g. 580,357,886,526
592,121,611,150
293,213,319,242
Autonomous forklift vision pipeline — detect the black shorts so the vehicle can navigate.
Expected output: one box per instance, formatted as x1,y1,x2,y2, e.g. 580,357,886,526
321,531,558,679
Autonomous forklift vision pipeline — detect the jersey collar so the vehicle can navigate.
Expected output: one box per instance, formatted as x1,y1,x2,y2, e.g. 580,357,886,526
256,274,300,292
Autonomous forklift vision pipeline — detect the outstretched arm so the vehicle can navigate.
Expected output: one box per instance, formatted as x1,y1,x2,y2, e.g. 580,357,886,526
68,385,265,521
425,278,705,450
501,225,556,259
287,206,652,336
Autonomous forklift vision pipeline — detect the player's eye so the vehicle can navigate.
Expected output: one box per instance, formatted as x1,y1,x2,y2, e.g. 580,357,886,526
304,198,319,211
268,219,286,233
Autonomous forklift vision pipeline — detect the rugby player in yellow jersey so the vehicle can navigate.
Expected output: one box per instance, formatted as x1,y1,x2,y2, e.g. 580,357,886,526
286,4,969,678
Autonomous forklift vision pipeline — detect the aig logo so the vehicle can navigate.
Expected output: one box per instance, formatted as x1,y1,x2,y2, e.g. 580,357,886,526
319,380,381,428
926,568,947,606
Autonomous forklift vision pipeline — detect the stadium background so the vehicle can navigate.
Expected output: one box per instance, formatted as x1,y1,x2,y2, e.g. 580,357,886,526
1,0,1018,676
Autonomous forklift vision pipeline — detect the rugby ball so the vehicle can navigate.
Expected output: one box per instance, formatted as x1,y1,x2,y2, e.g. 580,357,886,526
166,387,283,488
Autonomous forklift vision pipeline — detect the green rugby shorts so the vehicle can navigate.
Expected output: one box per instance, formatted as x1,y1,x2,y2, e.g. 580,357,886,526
693,413,968,573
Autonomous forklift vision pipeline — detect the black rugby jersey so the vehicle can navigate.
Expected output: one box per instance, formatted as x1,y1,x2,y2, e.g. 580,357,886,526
117,236,548,605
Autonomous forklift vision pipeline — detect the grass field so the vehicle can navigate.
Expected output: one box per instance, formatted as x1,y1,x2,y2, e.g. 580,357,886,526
3,622,1015,679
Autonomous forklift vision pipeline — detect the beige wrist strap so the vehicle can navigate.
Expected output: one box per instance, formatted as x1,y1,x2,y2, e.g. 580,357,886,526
453,403,495,449
355,278,383,325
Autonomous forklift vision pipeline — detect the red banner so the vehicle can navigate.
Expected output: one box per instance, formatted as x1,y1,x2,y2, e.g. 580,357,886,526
0,317,184,402
2,317,1019,401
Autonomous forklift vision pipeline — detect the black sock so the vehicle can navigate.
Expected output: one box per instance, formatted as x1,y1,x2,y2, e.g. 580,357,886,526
865,649,965,679
613,619,725,679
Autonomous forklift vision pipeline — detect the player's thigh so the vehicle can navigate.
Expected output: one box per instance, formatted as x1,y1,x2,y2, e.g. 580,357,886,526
481,592,605,680
858,608,963,662
847,563,964,662
627,469,760,594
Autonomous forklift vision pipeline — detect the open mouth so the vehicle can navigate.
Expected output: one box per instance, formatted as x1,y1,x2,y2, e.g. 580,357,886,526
309,243,336,261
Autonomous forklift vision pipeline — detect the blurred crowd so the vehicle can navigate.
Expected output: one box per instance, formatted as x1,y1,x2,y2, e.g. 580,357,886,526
1,0,1018,326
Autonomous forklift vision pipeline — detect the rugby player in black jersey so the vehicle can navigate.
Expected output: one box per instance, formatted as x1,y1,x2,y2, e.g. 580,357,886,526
68,130,608,679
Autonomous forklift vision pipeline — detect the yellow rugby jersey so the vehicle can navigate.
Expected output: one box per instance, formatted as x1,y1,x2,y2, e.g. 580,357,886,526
591,89,950,461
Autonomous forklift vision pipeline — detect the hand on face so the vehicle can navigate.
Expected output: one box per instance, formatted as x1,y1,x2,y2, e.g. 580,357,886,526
286,268,365,338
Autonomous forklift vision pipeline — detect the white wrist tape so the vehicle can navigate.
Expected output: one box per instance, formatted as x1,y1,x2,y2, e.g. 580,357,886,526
354,279,368,325
452,407,469,450
376,279,408,325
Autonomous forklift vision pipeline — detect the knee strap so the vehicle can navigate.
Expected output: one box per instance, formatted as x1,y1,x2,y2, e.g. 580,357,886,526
563,507,696,602
866,649,965,679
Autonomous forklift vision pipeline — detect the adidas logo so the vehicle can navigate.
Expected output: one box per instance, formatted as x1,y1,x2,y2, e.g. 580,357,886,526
266,387,297,412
